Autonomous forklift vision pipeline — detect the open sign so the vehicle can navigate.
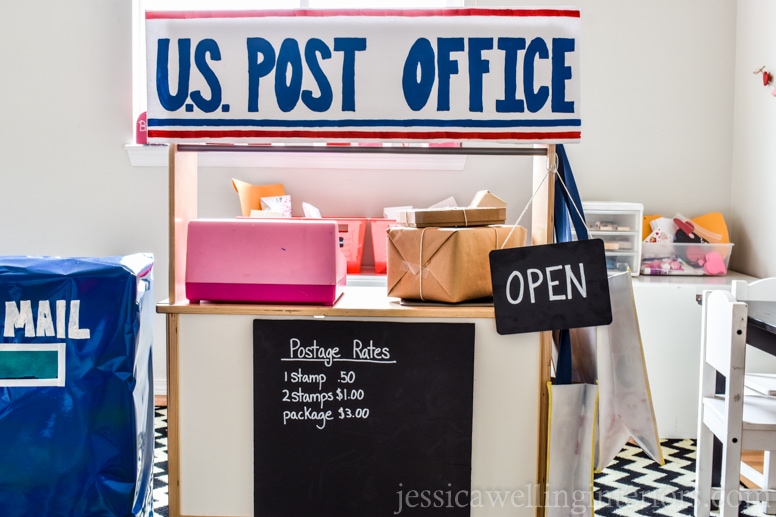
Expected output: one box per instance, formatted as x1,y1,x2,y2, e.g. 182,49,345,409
489,239,612,335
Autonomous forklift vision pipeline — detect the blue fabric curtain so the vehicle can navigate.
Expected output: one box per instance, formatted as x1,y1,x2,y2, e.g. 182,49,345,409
552,144,587,385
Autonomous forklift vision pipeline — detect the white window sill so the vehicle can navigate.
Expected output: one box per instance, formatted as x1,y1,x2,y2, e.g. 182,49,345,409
124,144,468,171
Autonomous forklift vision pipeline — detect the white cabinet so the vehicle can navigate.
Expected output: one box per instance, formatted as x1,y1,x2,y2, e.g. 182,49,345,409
632,272,756,438
575,201,644,276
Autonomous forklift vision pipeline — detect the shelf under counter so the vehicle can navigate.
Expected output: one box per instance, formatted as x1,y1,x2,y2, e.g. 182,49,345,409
156,285,497,319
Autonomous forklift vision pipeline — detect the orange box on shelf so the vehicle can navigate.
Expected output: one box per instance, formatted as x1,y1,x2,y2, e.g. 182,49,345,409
369,218,398,274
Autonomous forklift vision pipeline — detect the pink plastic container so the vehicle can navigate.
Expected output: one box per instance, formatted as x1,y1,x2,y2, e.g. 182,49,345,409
334,217,366,274
186,218,347,305
295,217,366,274
369,218,397,274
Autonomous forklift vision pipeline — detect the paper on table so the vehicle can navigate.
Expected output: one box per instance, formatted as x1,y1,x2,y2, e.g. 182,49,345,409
261,195,292,218
384,206,412,220
303,202,322,218
232,179,285,217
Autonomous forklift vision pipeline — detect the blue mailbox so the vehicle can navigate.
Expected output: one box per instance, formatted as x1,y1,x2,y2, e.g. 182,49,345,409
0,254,155,516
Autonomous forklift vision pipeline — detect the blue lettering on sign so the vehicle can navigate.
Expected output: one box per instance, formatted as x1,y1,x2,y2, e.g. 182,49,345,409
156,38,223,113
496,37,526,113
156,38,191,111
302,38,333,112
401,36,575,115
524,37,549,113
276,39,304,113
551,38,575,113
246,37,366,113
155,34,575,117
191,39,222,113
333,38,367,112
402,38,435,111
247,37,276,113
467,38,492,113
436,37,464,112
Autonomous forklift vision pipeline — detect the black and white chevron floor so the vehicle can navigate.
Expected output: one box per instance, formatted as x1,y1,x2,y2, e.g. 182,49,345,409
593,439,771,516
150,409,770,516
153,408,169,517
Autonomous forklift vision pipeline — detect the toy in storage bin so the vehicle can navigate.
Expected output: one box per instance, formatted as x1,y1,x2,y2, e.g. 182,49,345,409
369,218,398,274
640,242,733,276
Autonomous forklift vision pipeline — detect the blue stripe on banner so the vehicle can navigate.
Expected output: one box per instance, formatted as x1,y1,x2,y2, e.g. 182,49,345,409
148,118,582,129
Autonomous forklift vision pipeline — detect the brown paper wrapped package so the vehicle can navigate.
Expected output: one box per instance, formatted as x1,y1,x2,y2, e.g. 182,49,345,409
386,225,527,303
397,206,506,228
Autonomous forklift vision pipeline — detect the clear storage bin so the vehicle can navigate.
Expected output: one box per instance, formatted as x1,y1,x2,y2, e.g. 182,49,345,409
640,242,733,276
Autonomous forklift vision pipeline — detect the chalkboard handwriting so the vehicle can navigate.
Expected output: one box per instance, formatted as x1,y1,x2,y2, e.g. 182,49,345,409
505,263,587,305
282,407,333,430
287,338,340,366
282,387,334,408
338,407,369,420
284,369,326,390
352,339,390,360
336,388,364,402
284,338,396,366
281,366,373,429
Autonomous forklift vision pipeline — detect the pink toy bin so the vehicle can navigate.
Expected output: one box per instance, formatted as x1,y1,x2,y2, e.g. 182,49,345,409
295,217,366,274
369,218,398,274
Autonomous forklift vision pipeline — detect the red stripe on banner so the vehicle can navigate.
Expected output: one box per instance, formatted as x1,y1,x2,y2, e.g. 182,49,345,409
146,8,580,20
148,129,581,141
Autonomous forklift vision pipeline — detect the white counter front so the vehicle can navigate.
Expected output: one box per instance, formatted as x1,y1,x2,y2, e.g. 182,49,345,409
159,287,548,517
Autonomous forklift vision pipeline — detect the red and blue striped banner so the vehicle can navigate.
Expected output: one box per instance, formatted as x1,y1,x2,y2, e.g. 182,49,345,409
145,8,581,144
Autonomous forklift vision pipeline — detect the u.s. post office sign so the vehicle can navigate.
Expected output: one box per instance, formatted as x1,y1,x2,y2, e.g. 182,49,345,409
145,8,581,144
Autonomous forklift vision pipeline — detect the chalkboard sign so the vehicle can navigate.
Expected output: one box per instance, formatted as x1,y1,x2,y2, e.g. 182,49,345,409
253,319,475,517
489,239,612,335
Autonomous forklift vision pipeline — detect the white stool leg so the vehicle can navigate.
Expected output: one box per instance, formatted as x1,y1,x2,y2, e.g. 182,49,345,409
764,451,776,514
719,437,742,517
695,425,714,517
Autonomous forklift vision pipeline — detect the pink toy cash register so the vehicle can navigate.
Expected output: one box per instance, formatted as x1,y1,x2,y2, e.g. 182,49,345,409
185,218,347,305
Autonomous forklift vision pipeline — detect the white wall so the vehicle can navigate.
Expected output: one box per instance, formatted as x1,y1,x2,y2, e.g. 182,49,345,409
731,0,776,278
0,2,170,392
0,1,744,395
489,0,737,220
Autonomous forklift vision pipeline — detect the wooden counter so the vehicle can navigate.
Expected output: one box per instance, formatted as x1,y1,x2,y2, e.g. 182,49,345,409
157,285,496,318
160,143,556,517
158,286,546,517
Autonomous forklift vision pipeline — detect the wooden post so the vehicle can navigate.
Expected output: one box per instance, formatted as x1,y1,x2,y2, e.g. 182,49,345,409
168,144,198,304
165,312,181,517
167,144,197,517
531,144,556,517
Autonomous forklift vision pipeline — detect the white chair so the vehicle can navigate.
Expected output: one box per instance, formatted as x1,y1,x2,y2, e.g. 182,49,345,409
732,278,776,303
733,277,776,512
695,289,776,516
